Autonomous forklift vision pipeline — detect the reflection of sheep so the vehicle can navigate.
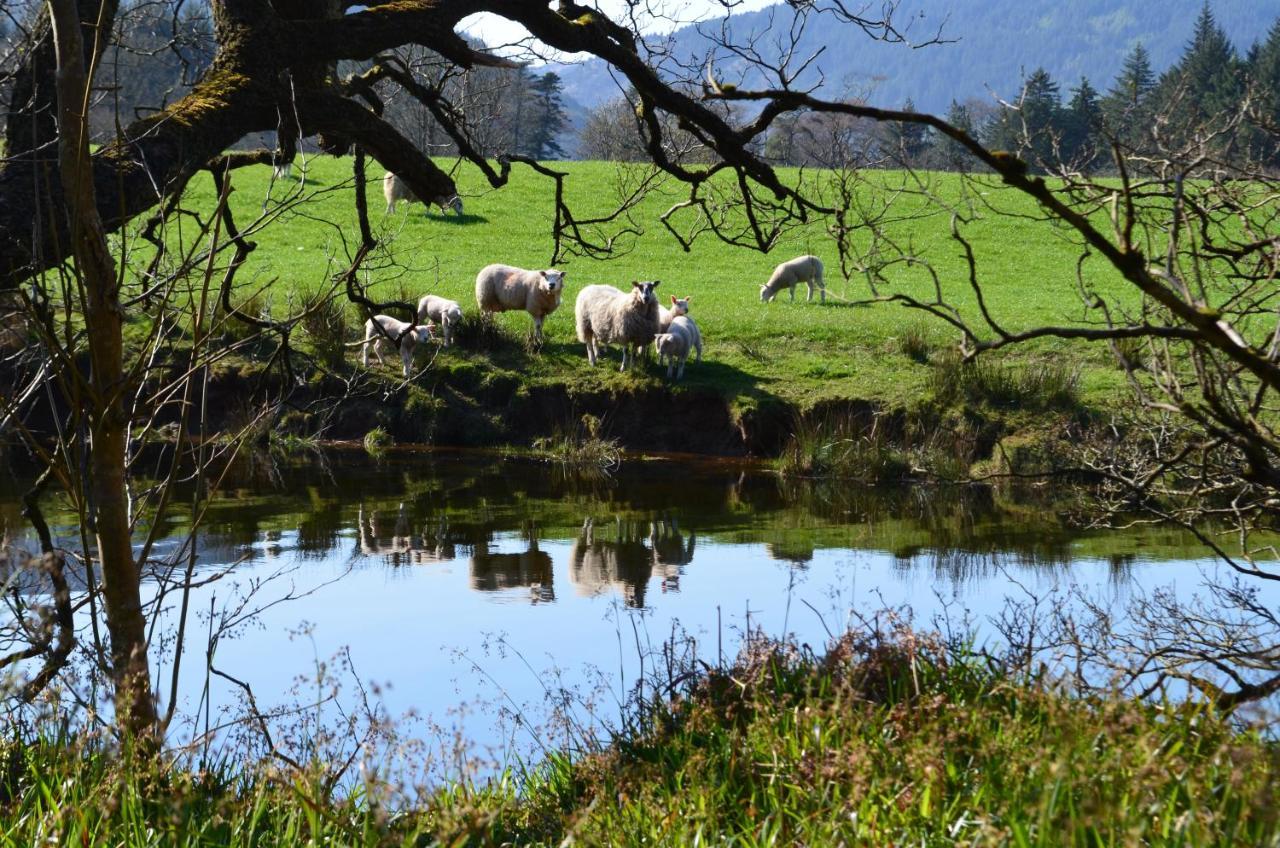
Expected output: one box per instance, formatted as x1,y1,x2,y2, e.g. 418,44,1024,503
357,503,412,565
568,517,654,607
416,295,464,347
760,255,825,303
650,517,695,593
654,315,702,380
471,540,554,602
475,264,565,341
574,281,661,372
383,171,464,216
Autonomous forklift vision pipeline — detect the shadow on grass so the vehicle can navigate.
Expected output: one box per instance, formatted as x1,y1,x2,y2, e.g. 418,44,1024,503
430,212,489,225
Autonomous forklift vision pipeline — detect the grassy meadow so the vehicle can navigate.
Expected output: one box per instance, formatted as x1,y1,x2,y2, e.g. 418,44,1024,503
136,154,1135,416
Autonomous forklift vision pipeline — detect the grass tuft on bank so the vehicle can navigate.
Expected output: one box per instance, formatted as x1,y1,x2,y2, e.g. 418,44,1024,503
3,626,1276,846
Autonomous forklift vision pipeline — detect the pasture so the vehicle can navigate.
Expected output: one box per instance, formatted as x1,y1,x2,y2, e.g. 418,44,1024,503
137,154,1134,413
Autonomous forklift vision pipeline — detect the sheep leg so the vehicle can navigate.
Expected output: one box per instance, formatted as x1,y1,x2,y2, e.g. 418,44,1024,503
585,334,597,366
666,357,674,379
817,270,826,304
677,357,686,380
533,316,544,341
619,345,629,372
695,340,703,362
789,285,796,303
400,340,414,377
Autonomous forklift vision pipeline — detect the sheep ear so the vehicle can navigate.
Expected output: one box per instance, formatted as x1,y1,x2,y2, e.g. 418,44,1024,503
653,280,661,288
631,280,640,288
686,294,692,302
540,270,548,278
670,295,677,304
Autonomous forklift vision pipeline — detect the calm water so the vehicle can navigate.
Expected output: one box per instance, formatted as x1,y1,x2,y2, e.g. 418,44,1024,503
2,450,1274,768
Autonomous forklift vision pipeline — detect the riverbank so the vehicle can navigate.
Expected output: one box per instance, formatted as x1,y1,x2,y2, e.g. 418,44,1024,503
4,627,1275,846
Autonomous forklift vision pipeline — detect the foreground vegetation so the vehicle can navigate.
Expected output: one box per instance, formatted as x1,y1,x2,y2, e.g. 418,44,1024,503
3,627,1276,846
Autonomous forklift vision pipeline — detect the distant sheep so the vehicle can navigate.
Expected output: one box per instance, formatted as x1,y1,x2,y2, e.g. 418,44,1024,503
575,281,661,372
416,294,464,347
761,254,825,304
383,171,464,217
352,315,433,377
654,315,702,380
475,264,566,341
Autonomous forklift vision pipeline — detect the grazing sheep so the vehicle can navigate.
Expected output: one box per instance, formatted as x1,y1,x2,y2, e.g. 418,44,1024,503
654,316,701,380
416,294,464,347
657,294,691,331
352,315,433,377
575,280,661,372
760,254,825,303
475,264,566,341
383,171,464,217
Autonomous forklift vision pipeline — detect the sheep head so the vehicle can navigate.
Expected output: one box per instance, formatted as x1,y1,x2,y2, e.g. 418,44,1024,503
539,269,566,293
671,295,690,317
631,280,660,306
760,284,775,303
654,333,678,357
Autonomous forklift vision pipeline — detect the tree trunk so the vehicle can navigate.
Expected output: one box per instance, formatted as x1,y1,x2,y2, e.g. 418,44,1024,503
48,0,157,740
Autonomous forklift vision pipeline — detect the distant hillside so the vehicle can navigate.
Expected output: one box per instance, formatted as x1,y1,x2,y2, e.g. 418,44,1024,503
550,0,1276,115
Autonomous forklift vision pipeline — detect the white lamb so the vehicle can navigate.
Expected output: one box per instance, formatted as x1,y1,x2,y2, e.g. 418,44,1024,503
383,171,464,217
654,315,702,380
760,254,825,303
474,263,565,341
416,294,464,347
353,315,433,377
657,294,691,331
575,281,661,372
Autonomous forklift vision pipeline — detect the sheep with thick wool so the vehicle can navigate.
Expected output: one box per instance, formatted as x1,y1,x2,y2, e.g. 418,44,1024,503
760,254,825,303
475,264,565,341
575,281,661,372
383,172,464,217
654,315,702,380
416,294,464,347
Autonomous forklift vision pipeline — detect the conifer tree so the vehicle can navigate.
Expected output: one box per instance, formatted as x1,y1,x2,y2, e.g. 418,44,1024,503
523,71,569,160
1064,77,1103,170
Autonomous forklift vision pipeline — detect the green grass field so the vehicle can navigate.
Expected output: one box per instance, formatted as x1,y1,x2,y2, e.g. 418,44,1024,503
136,155,1134,414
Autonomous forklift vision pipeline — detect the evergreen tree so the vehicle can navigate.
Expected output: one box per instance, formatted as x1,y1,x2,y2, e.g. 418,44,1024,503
985,67,1063,170
1102,42,1156,154
1156,2,1244,133
938,99,976,171
1064,77,1103,170
522,72,569,160
885,98,931,164
1247,17,1280,166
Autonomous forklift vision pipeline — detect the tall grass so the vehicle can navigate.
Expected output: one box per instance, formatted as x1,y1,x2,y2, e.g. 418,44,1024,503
2,626,1275,846
778,410,978,481
931,352,1081,411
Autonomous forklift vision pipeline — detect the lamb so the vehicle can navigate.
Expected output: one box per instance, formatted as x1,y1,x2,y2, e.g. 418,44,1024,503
474,264,566,341
574,280,661,372
654,315,702,380
760,254,825,304
351,315,434,377
657,294,691,331
383,171,464,217
416,294,464,347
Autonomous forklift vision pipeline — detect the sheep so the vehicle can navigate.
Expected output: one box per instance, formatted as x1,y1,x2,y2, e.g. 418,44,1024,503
383,171,464,217
475,263,566,341
654,315,702,380
657,294,691,332
574,280,661,372
760,254,825,303
416,294,464,347
351,315,434,377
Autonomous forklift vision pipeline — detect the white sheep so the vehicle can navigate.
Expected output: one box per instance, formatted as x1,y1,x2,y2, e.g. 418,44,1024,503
474,263,565,341
353,315,434,377
654,315,702,380
383,171,464,217
416,294,464,347
657,294,691,331
760,254,825,303
575,281,661,372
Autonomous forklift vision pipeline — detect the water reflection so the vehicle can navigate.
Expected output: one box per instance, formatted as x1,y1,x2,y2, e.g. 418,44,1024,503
0,451,1224,606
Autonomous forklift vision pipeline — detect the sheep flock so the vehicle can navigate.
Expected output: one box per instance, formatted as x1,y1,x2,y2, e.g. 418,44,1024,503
355,255,821,381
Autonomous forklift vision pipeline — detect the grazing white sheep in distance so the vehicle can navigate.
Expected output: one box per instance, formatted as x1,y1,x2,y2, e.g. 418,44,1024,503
655,315,702,380
761,254,825,304
416,294,464,347
575,281,661,372
475,264,565,341
351,315,434,377
383,172,464,217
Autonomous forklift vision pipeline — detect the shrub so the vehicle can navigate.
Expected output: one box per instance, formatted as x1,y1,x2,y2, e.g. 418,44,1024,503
930,352,1080,411
296,291,349,369
896,320,934,363
363,426,393,457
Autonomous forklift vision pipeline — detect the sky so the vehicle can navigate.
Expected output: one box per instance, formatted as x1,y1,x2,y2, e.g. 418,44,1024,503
459,0,776,58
